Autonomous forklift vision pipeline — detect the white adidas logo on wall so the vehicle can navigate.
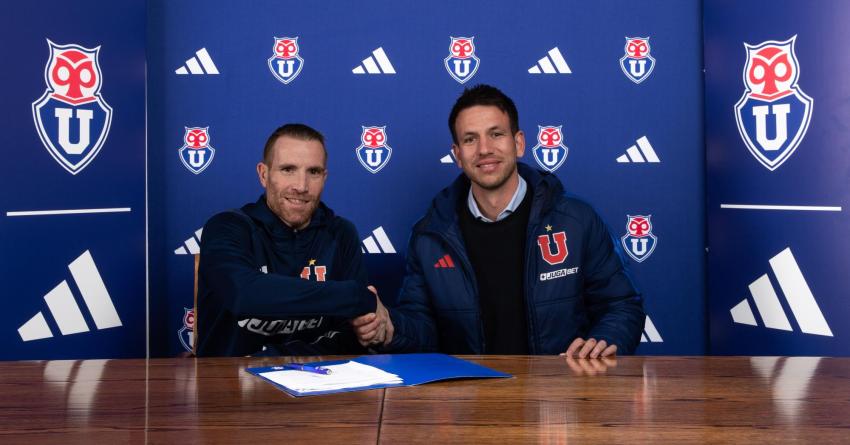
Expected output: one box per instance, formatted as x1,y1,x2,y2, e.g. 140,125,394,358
361,226,396,254
175,228,203,255
440,152,455,164
175,48,219,75
18,251,122,342
528,47,572,74
640,315,663,343
730,247,832,336
352,47,396,75
617,136,660,163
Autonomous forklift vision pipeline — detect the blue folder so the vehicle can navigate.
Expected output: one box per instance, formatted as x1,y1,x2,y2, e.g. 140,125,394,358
246,353,512,397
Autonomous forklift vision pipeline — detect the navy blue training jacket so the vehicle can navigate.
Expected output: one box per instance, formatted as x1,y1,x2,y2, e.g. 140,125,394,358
387,163,645,354
196,196,376,357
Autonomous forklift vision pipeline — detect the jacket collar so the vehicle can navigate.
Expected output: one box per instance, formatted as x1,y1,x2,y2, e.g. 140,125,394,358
422,162,564,234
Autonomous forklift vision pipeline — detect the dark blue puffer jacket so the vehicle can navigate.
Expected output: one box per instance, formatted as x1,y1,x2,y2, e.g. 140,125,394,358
387,163,645,354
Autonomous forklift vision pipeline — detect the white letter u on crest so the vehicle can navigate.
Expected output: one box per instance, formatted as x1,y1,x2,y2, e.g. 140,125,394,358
277,60,294,77
752,103,790,152
54,108,93,155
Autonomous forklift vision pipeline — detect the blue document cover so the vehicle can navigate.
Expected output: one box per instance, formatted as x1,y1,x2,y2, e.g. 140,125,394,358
246,353,512,397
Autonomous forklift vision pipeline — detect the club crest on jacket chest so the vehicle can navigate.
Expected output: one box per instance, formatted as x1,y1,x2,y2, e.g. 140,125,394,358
536,226,579,281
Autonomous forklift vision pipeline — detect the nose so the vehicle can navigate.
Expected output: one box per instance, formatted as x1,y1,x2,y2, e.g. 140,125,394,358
290,170,309,193
478,136,495,156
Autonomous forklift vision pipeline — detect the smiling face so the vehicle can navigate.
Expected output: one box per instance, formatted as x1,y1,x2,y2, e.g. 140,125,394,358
257,135,327,230
451,105,525,194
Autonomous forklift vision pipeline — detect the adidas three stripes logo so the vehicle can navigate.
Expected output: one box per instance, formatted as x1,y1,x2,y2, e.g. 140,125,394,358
352,47,396,75
175,48,219,75
730,247,832,337
18,251,122,342
528,47,571,74
361,226,396,254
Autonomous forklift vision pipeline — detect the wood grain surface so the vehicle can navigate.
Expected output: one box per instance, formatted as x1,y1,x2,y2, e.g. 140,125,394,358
0,356,846,444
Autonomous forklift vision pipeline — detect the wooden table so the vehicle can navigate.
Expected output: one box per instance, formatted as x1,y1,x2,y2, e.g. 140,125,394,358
0,356,847,444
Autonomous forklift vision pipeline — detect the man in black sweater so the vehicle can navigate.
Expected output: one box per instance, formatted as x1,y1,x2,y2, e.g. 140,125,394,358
353,86,644,357
197,124,389,356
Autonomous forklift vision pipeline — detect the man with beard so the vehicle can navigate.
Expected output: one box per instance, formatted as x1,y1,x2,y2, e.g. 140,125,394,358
197,124,388,356
353,85,644,357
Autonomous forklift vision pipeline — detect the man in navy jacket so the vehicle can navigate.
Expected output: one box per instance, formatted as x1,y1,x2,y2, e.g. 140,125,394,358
197,124,386,357
354,85,644,357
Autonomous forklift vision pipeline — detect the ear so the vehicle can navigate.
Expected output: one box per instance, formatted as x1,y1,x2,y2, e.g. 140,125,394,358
257,162,268,189
451,144,462,168
515,130,526,158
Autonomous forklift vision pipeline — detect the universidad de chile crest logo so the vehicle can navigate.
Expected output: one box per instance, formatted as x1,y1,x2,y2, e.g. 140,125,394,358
444,37,480,84
356,126,392,174
621,215,657,263
268,36,304,84
178,127,216,174
620,37,655,84
532,125,568,172
177,307,195,353
734,36,813,171
536,228,568,265
32,40,112,175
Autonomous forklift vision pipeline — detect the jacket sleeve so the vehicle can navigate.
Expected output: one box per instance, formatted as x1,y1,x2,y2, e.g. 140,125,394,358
384,234,439,353
274,320,369,356
304,219,371,353
582,210,645,354
199,212,377,320
332,219,370,287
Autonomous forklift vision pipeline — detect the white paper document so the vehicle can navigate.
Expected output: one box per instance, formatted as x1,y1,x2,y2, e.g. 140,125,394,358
259,361,402,393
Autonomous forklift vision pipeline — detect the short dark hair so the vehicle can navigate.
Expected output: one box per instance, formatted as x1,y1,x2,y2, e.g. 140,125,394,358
448,84,519,144
262,123,326,165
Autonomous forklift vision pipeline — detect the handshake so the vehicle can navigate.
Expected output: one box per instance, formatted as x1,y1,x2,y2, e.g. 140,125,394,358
350,286,394,347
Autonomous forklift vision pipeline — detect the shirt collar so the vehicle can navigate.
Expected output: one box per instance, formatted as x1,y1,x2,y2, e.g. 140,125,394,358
467,176,527,223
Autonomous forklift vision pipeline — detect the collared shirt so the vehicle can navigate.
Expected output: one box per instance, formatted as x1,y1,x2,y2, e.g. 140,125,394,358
467,176,528,223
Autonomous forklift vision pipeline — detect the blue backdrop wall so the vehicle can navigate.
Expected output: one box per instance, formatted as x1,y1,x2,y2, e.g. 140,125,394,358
24,0,848,359
0,0,147,359
147,0,705,357
705,0,850,355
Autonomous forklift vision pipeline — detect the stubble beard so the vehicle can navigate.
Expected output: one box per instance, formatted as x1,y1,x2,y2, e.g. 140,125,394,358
470,159,517,192
268,192,319,230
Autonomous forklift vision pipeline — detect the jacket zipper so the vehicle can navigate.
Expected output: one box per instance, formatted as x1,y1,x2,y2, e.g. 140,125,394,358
524,222,541,354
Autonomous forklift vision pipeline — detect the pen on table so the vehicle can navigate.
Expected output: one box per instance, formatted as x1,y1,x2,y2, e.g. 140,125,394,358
282,363,332,375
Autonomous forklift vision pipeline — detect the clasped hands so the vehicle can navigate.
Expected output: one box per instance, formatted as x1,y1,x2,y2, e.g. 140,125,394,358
351,286,394,347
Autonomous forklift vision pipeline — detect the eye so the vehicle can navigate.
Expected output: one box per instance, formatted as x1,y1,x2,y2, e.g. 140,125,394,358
308,167,324,176
280,166,295,173
463,135,476,144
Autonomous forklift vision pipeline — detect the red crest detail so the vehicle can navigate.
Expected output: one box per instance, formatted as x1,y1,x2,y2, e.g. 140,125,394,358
274,38,299,59
538,126,563,148
184,127,209,149
361,127,387,148
51,50,96,101
183,308,195,331
749,47,792,97
626,215,652,237
537,231,568,265
626,39,649,58
450,38,474,58
45,42,103,105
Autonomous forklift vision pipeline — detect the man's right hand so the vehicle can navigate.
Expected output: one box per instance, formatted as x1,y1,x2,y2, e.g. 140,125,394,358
351,286,394,347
